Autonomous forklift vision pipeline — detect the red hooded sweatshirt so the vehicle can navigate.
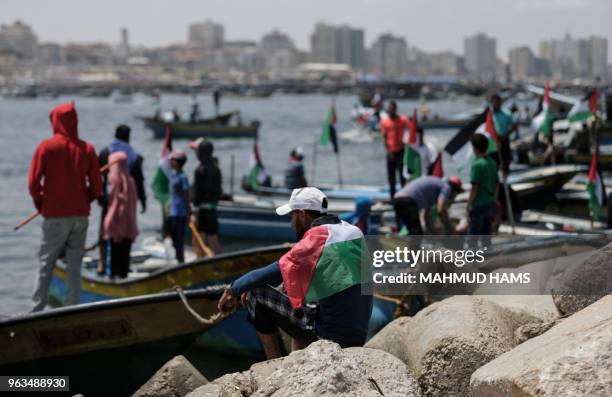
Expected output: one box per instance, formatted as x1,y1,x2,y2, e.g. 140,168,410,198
28,103,103,218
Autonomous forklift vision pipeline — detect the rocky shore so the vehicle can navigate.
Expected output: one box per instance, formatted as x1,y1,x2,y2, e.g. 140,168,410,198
132,243,612,397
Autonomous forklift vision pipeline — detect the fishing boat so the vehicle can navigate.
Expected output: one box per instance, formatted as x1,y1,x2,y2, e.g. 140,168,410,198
141,111,260,139
246,164,584,218
0,288,224,397
216,194,386,240
49,245,290,355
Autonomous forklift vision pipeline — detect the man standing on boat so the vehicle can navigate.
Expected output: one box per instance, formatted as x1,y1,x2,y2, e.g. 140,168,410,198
490,94,517,176
380,101,411,198
191,139,223,255
284,147,308,190
217,187,373,359
28,103,103,311
97,124,146,275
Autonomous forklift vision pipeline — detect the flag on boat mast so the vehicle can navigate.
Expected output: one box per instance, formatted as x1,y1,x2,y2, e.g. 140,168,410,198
403,108,423,179
151,124,173,205
430,153,444,177
443,107,499,168
246,142,268,190
320,102,339,153
587,152,606,221
532,81,553,136
568,88,599,123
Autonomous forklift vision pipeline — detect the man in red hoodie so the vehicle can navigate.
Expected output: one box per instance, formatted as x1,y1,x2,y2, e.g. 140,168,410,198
28,103,102,311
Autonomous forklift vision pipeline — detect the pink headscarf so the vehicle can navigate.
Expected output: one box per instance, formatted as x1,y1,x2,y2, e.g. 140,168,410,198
103,152,138,241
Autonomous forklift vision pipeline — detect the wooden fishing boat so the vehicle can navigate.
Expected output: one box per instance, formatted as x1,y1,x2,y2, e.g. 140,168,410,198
216,194,386,240
0,288,224,397
141,112,259,139
49,245,290,355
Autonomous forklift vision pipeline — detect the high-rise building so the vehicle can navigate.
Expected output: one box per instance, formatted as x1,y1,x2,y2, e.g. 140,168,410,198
118,27,130,58
310,22,364,69
589,36,608,79
508,46,536,81
260,30,294,53
543,34,607,79
0,20,38,58
428,51,464,76
188,21,224,50
368,33,407,77
464,33,497,80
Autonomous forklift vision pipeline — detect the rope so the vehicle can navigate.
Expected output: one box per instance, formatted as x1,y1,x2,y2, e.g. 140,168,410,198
174,286,227,325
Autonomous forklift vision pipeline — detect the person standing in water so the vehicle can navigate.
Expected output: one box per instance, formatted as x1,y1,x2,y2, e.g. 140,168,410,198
168,150,191,263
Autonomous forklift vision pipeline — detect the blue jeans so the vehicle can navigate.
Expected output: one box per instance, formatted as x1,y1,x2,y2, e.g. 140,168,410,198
168,216,186,263
468,203,495,247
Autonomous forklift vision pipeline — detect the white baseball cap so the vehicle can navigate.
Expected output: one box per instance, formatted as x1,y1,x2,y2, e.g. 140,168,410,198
276,187,328,216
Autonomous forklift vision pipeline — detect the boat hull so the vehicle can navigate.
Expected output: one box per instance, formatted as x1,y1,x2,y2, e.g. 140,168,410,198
0,290,222,396
49,246,290,355
142,117,259,140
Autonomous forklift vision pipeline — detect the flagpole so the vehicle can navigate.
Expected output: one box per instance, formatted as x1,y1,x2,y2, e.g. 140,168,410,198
311,138,318,186
336,150,343,188
497,152,516,235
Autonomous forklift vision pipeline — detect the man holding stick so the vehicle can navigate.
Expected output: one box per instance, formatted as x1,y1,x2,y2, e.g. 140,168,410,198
28,103,102,311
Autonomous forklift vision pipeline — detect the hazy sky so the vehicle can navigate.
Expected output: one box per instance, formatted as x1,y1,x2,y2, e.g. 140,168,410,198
2,0,611,61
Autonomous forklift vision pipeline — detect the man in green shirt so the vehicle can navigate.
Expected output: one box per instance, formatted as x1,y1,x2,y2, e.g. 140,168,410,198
467,134,498,247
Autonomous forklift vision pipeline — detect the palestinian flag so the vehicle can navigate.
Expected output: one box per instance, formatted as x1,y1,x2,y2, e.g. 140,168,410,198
403,109,422,179
568,89,599,123
246,142,268,190
430,153,444,177
587,153,606,221
151,124,173,205
320,103,339,153
279,221,366,308
444,107,488,165
532,81,553,137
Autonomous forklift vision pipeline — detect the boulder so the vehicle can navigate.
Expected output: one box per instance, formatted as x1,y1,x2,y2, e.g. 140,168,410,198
365,296,541,396
132,355,208,397
548,242,612,315
470,295,612,396
187,340,422,397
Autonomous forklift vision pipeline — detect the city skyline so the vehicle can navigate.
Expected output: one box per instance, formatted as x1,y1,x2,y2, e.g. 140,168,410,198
1,0,611,62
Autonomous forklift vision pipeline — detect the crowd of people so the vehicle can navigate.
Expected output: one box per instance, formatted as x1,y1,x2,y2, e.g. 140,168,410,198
27,102,224,311
23,95,521,360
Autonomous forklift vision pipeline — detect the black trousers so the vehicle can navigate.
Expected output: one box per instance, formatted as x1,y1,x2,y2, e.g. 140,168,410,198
168,216,186,263
386,149,405,198
499,137,511,175
110,239,132,278
393,197,423,235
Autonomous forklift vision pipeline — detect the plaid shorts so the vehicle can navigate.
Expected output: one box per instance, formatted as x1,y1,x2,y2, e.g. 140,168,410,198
245,286,317,340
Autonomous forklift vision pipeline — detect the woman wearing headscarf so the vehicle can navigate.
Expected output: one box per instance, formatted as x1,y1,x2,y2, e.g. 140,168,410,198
102,151,138,278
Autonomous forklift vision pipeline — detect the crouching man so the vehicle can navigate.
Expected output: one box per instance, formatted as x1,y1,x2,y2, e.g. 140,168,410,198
217,187,373,359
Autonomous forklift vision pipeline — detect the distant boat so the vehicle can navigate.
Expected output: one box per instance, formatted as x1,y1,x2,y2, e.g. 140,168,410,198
141,111,260,139
0,288,224,397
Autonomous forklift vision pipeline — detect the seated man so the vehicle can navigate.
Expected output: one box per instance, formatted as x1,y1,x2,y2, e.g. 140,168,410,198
393,175,463,235
217,187,373,359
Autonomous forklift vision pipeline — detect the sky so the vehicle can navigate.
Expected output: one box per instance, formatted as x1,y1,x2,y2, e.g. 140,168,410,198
2,0,611,61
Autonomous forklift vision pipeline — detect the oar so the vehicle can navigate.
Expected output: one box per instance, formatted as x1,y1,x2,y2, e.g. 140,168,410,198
14,158,120,231
189,221,214,258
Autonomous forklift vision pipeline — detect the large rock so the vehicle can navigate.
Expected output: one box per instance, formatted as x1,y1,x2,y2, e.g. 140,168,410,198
547,243,612,316
187,340,422,397
470,295,612,396
133,355,208,397
365,296,542,396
